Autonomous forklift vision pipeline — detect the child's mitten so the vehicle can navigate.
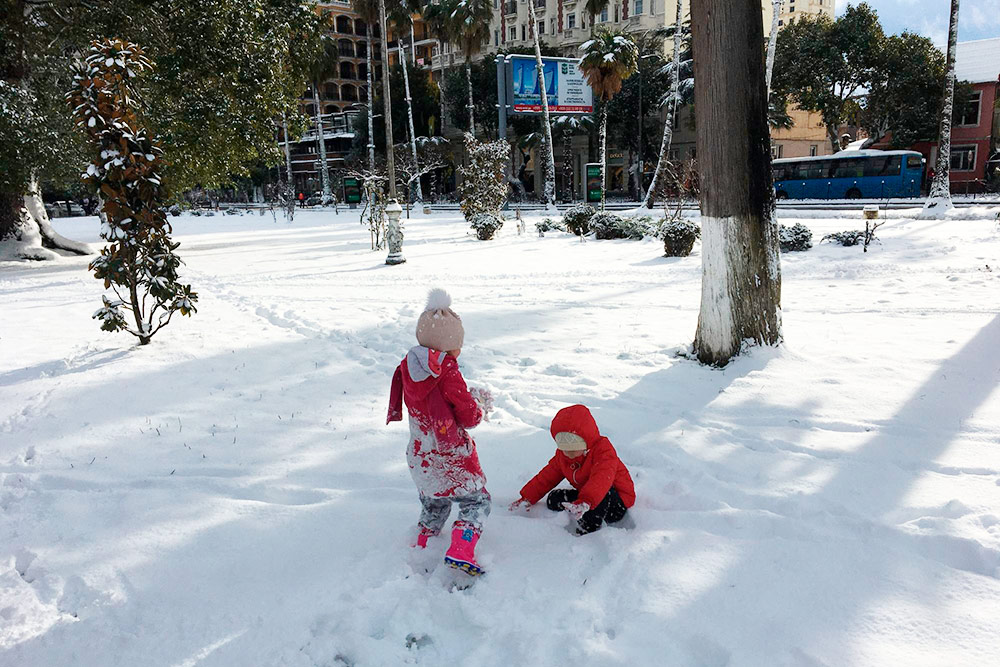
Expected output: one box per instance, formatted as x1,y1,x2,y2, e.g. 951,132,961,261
561,501,590,521
508,498,531,512
470,386,494,420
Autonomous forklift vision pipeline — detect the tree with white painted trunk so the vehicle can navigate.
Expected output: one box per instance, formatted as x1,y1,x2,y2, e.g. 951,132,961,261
307,35,340,204
766,0,780,97
921,0,960,218
353,0,381,173
450,0,493,138
528,0,557,210
691,0,782,366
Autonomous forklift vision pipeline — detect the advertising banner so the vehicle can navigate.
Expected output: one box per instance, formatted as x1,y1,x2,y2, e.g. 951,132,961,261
506,55,594,115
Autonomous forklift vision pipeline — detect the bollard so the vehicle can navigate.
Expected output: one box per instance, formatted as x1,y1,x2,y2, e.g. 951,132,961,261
385,199,406,265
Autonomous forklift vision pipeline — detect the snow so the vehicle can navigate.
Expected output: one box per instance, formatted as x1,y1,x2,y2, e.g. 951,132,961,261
3,206,1000,666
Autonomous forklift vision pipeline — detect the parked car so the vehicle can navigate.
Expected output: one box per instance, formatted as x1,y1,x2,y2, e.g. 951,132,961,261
46,201,86,218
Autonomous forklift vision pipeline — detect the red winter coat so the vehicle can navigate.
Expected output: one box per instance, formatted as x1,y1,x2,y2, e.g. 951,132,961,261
387,346,485,498
519,404,635,509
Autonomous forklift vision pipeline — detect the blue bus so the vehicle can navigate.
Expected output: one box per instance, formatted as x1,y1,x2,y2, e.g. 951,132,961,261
772,150,925,200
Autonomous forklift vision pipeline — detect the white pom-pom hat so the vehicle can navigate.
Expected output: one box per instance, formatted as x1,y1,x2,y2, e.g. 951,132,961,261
416,288,465,352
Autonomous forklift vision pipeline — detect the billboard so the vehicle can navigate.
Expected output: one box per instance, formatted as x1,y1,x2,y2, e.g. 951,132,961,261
506,55,593,115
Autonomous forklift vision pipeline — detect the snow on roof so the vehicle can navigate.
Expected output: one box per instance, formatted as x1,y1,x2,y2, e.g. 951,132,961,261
772,149,922,164
955,38,1000,84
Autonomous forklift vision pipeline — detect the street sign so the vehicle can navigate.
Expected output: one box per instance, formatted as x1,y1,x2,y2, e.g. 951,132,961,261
585,163,602,203
343,176,361,204
505,55,594,115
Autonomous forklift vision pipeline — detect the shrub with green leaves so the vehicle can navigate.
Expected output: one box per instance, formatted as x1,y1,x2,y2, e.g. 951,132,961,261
563,204,595,236
470,212,504,241
590,212,626,239
779,223,813,252
657,218,701,257
821,230,865,247
458,134,509,222
535,217,564,234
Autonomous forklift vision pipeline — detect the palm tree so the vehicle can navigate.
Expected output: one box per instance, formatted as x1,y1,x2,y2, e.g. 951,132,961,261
551,115,593,202
449,0,492,137
579,28,638,210
307,34,340,203
352,0,381,172
389,0,425,202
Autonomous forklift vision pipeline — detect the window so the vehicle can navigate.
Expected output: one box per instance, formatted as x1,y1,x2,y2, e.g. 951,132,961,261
510,26,517,40
832,158,864,179
495,30,499,46
600,7,608,21
635,0,643,14
551,18,557,34
863,156,901,177
650,0,655,14
956,91,982,126
521,24,526,40
906,155,923,170
809,145,817,157
951,145,977,171
614,4,619,21
493,0,498,7
538,20,544,34
568,13,576,28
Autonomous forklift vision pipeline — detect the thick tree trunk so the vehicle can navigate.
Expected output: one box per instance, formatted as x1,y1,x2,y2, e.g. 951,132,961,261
643,0,683,208
924,0,960,215
0,190,20,243
691,0,782,366
528,0,557,209
599,103,608,211
466,63,476,137
400,45,423,203
0,181,91,260
312,81,331,200
367,36,377,173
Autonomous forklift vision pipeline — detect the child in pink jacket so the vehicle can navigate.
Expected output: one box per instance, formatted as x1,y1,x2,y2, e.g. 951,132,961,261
387,289,490,576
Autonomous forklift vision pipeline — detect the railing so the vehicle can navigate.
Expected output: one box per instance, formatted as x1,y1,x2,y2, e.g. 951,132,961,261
505,1,517,14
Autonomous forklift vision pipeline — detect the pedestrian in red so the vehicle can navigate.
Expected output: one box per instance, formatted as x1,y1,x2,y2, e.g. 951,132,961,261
510,405,635,535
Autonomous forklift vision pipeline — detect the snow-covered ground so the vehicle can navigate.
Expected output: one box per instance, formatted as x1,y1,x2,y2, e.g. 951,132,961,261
2,206,1000,666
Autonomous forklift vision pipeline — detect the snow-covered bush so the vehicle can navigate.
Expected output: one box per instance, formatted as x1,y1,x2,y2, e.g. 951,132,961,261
590,212,626,239
657,218,700,257
470,212,504,241
535,217,564,235
821,230,864,247
69,38,197,345
779,223,813,252
167,204,181,217
563,204,595,236
458,134,509,222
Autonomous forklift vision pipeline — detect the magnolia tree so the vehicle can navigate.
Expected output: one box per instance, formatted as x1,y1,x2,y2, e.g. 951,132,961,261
68,39,197,345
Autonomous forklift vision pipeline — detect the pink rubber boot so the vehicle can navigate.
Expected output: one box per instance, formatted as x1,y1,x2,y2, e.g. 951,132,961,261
412,526,436,549
444,524,485,576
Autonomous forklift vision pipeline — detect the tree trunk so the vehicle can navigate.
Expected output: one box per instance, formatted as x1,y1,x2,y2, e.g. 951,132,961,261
367,35,377,172
765,0,780,97
312,81,331,200
924,0,959,214
528,0,557,209
0,190,20,244
400,45,424,203
691,0,782,366
643,0,683,208
466,63,476,137
281,112,294,184
599,102,608,212
564,133,574,202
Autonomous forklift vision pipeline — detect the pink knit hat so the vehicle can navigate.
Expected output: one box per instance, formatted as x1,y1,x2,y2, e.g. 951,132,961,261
416,288,465,352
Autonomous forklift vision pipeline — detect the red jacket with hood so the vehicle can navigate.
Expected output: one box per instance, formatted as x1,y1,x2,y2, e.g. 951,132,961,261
388,346,485,498
519,404,635,509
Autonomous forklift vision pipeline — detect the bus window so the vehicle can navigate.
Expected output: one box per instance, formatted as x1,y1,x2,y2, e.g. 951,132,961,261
884,156,902,175
864,157,889,177
832,159,863,178
906,156,923,170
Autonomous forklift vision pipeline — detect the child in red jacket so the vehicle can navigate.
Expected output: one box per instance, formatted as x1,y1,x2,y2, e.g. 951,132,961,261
387,289,491,575
509,404,635,535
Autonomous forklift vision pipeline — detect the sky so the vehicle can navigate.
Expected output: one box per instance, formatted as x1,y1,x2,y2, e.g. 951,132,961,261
836,0,1000,46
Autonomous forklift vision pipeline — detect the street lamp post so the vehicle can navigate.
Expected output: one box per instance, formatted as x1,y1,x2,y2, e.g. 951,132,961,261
378,0,405,265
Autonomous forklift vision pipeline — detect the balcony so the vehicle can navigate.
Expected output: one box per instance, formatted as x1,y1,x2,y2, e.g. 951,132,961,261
533,0,546,12
504,1,517,14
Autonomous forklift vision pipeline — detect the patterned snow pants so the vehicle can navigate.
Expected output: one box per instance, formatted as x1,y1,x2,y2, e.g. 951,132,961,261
418,489,492,534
